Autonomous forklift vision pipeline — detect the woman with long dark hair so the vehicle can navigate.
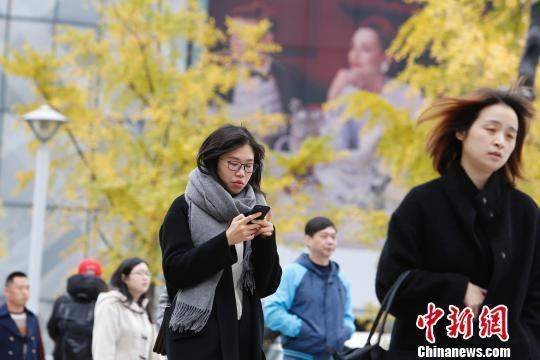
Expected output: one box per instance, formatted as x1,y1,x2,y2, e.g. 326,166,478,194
159,125,282,359
92,257,160,360
376,87,540,358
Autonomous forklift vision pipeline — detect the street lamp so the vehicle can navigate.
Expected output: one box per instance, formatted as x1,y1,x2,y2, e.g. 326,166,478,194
22,104,67,313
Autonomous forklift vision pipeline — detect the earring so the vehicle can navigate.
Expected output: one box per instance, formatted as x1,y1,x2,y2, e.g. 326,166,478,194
380,62,389,74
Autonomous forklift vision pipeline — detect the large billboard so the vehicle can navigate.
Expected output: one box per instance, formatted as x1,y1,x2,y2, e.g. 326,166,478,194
209,0,423,215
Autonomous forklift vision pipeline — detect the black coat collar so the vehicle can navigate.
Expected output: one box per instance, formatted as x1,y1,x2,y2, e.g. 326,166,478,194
441,163,512,293
445,163,504,230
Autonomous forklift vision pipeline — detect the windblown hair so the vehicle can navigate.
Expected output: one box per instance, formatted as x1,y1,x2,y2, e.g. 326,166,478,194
419,87,534,186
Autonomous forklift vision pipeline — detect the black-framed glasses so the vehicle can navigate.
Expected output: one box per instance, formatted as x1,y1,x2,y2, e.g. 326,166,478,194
226,160,258,173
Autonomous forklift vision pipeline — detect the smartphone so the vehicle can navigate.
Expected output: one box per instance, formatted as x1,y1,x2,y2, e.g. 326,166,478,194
244,205,271,221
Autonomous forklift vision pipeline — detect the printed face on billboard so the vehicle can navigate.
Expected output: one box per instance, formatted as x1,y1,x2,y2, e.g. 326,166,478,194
209,0,422,215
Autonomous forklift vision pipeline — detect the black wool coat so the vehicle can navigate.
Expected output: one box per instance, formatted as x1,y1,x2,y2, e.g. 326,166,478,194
159,194,282,360
376,164,540,359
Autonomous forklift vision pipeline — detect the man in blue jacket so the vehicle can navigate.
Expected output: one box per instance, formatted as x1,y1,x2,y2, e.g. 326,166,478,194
264,217,355,360
0,271,45,359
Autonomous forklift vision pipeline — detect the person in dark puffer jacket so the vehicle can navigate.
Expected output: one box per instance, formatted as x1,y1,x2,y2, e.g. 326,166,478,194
47,258,107,360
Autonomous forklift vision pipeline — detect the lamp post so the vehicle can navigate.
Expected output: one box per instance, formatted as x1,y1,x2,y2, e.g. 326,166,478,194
22,104,67,313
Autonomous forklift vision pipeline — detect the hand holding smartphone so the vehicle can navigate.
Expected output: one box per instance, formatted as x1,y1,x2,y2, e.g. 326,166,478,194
244,205,271,221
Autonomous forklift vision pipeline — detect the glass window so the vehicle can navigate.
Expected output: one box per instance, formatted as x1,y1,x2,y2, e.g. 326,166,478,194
12,0,55,19
0,19,8,55
0,0,8,15
0,206,32,253
5,20,52,107
0,70,7,111
0,204,86,303
0,111,74,201
57,0,98,24
6,75,36,108
0,112,34,202
9,20,52,52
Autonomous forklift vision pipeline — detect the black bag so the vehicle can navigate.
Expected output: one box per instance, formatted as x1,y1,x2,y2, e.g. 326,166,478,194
153,299,175,356
333,271,411,360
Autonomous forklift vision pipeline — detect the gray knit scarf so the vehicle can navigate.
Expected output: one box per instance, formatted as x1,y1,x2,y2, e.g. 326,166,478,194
169,168,265,333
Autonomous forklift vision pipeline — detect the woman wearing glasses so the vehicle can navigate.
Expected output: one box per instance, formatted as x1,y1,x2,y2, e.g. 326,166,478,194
159,125,282,360
92,257,161,360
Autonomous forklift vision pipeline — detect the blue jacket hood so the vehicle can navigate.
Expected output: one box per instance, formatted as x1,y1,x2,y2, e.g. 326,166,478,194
296,253,340,278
